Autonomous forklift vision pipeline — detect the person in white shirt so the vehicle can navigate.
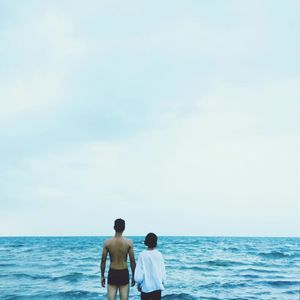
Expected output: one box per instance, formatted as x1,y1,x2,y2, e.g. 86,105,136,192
134,233,166,300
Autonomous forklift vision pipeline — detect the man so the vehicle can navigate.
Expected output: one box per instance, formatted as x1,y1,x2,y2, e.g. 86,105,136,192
101,218,136,300
134,233,166,300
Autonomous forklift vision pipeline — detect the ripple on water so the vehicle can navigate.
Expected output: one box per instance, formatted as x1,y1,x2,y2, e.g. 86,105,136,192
260,280,300,288
258,250,296,259
204,259,247,267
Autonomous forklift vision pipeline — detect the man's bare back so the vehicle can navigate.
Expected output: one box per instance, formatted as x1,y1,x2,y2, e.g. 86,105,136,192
104,236,134,270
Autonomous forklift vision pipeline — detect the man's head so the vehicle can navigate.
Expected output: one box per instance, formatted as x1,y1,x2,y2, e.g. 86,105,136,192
144,232,158,248
114,218,125,233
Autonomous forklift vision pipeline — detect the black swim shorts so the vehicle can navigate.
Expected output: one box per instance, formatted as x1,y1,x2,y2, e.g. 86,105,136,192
108,268,129,286
141,290,161,300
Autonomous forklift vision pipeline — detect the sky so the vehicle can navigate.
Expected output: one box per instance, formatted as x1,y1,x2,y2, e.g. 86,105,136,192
0,0,299,237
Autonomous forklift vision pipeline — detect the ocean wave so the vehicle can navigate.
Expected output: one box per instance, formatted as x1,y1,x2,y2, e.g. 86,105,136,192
199,282,217,289
179,266,215,272
205,259,246,267
220,282,248,289
10,273,50,280
241,274,260,278
21,248,33,253
284,289,300,295
261,280,300,287
162,293,197,300
9,244,24,248
52,290,102,299
194,297,220,300
200,281,248,289
51,272,85,282
241,268,278,273
226,247,239,252
3,291,103,300
7,271,98,283
0,263,17,267
4,294,40,300
80,256,96,261
258,251,293,259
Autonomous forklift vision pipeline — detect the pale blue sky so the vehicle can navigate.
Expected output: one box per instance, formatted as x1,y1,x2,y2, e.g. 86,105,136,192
0,0,299,236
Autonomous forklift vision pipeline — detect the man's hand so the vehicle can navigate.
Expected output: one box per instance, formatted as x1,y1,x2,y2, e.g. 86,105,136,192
101,277,105,288
131,278,135,287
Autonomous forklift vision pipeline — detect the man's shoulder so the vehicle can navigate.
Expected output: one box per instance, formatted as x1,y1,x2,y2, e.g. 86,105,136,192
103,238,113,245
123,237,133,245
110,236,133,246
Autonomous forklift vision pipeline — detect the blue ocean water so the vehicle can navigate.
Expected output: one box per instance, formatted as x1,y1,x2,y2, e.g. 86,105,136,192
0,236,299,299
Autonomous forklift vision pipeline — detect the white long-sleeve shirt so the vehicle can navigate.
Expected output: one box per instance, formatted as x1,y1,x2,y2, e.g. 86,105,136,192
134,249,166,293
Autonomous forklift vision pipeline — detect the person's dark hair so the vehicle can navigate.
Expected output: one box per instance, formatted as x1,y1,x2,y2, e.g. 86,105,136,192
144,232,158,248
114,218,125,232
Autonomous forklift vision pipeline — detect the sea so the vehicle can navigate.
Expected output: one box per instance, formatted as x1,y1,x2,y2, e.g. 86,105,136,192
0,236,299,300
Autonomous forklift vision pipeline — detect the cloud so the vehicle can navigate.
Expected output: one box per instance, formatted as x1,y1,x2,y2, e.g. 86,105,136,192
1,79,299,236
0,8,87,128
197,78,300,135
0,75,63,123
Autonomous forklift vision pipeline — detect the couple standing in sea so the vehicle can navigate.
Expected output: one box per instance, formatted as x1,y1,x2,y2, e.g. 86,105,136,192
100,218,166,300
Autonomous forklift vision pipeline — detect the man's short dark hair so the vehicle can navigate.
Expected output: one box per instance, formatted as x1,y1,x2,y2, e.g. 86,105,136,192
144,232,157,248
114,218,125,232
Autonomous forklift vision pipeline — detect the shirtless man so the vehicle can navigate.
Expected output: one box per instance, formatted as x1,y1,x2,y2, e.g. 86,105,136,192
101,218,136,300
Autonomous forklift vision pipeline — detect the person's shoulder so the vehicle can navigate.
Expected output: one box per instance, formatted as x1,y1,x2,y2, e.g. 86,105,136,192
155,249,164,257
139,250,148,257
124,237,134,245
103,238,112,246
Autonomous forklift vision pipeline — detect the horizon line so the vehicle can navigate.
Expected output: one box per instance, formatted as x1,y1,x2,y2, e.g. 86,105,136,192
0,234,299,238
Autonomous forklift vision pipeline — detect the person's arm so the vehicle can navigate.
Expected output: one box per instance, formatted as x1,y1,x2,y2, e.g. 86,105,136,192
134,254,144,285
128,240,136,287
100,241,108,287
161,254,166,287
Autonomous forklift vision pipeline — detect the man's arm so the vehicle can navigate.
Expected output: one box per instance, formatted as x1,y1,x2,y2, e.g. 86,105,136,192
128,240,136,287
100,241,108,287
